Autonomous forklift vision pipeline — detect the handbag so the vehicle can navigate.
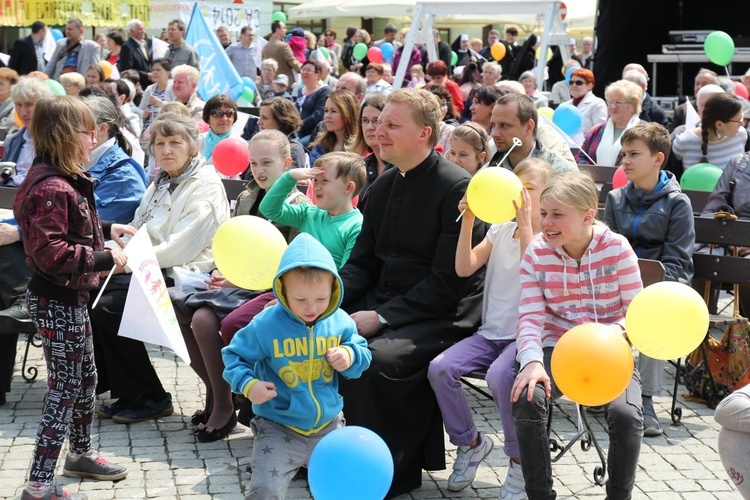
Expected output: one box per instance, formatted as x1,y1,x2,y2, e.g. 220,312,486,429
684,241,750,408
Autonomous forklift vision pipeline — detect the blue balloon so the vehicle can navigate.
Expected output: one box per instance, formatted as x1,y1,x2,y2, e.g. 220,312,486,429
565,67,577,84
552,103,583,136
381,42,395,59
241,77,257,92
308,426,393,500
51,28,63,41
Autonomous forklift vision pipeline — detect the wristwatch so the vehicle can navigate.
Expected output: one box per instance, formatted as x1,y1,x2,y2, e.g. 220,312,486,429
377,314,388,326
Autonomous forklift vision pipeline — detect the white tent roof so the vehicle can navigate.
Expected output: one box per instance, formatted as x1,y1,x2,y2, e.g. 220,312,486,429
289,0,596,26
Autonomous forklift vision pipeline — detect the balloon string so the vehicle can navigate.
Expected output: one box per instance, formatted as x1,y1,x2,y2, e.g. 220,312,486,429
456,137,523,222
725,66,731,78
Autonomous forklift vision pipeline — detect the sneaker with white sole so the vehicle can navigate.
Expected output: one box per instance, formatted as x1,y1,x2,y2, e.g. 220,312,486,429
63,450,128,481
447,432,494,492
499,459,527,499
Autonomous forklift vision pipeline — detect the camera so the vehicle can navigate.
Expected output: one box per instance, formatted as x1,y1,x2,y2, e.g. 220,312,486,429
0,162,17,181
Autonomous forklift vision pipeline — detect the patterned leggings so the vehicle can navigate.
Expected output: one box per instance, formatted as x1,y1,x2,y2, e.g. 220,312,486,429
26,292,97,484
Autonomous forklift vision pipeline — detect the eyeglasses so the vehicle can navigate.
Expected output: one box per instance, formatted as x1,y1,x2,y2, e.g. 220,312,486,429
325,32,334,36
78,130,95,140
607,100,630,107
210,109,236,118
724,119,745,124
569,80,587,86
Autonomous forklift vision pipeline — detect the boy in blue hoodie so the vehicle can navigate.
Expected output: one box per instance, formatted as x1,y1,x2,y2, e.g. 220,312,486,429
222,234,371,499
603,122,695,437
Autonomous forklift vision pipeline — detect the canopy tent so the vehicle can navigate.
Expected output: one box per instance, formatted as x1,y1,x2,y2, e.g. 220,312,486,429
391,0,570,88
289,0,595,29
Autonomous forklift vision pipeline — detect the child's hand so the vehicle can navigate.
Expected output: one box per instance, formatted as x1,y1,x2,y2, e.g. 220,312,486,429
206,270,233,289
513,187,532,231
457,194,475,222
289,167,323,181
511,361,551,402
108,248,128,268
326,347,351,372
248,381,277,404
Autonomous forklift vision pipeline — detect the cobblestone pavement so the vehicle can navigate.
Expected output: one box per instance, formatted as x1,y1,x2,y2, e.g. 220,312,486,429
1,333,741,500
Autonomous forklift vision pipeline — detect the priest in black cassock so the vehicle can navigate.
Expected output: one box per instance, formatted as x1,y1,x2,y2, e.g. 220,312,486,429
338,88,486,497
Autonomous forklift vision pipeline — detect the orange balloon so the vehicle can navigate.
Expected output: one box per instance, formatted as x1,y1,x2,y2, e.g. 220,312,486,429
100,60,113,79
551,323,634,407
13,111,22,128
490,42,506,61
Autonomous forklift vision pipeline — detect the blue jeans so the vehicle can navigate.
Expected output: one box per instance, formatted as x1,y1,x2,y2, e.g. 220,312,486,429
512,346,643,500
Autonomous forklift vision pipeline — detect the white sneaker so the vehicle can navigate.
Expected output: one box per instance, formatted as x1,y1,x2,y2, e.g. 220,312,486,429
499,459,527,500
447,432,494,491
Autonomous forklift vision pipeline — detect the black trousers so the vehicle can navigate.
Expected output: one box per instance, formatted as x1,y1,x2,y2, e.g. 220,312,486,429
0,243,33,393
89,280,165,399
338,292,479,498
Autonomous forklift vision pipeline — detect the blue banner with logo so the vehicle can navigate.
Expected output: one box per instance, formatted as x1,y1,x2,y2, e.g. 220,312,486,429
185,3,244,101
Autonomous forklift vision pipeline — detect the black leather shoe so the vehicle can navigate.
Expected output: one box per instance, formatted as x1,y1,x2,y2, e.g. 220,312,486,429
0,301,35,334
0,392,6,406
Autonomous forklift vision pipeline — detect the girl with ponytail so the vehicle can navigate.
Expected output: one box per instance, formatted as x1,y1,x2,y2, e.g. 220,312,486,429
673,92,745,175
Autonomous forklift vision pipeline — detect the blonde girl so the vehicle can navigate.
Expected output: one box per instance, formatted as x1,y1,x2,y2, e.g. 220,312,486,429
510,171,644,499
428,158,554,497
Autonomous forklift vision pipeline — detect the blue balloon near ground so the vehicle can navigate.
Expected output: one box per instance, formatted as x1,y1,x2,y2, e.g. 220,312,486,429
308,426,393,500
552,103,583,136
565,67,576,84
380,42,395,58
241,77,256,92
51,28,63,41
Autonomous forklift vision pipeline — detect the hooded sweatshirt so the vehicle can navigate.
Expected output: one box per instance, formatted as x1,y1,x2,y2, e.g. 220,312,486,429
604,170,694,284
222,233,371,435
516,224,643,369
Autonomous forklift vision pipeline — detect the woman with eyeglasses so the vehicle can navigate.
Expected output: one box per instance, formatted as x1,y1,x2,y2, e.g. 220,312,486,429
673,92,746,174
352,94,391,208
576,80,645,166
296,59,333,147
198,94,244,170
563,68,607,135
16,96,132,498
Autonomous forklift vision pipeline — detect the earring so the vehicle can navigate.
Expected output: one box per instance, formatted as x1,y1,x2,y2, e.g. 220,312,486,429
717,130,724,140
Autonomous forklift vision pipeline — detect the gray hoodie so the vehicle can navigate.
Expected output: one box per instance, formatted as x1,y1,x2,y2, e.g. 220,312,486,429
604,170,695,284
702,152,750,219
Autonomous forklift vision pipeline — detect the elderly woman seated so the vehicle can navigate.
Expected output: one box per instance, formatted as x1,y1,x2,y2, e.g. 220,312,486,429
60,72,86,97
0,68,20,136
519,70,548,108
91,112,229,424
576,79,644,166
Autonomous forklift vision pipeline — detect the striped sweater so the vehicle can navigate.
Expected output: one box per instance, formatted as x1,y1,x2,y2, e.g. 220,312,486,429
516,224,643,369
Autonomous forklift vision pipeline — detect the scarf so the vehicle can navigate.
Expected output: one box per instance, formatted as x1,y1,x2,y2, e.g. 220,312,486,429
572,96,584,106
595,114,641,166
203,129,233,161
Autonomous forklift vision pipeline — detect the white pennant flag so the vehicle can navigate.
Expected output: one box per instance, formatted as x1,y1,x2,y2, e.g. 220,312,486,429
685,98,700,131
118,227,190,364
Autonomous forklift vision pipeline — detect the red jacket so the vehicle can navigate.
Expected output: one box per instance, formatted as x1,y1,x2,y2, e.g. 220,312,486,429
444,79,465,115
14,159,114,305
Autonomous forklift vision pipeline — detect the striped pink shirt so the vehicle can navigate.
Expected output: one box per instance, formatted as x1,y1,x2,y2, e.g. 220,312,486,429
516,224,643,369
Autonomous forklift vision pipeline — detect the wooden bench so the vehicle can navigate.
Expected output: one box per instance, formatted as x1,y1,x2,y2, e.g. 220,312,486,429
690,216,750,408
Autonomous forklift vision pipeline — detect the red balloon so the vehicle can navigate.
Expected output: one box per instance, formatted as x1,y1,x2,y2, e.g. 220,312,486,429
213,137,250,177
612,165,628,189
734,81,749,101
367,46,384,63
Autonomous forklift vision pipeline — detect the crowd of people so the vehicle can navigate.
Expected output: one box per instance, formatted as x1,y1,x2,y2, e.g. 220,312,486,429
1,14,750,500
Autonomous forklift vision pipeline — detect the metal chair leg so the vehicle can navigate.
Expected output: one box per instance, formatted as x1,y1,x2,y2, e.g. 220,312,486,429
547,401,607,486
21,332,40,383
670,358,683,425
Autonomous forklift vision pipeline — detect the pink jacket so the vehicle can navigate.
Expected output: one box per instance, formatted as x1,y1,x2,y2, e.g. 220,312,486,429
516,224,643,369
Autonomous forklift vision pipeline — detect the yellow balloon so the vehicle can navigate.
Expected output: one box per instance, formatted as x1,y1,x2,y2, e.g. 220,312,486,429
535,46,553,62
490,42,506,61
538,106,554,120
14,111,22,128
212,216,288,291
466,167,523,224
551,323,635,407
100,60,113,79
625,281,709,360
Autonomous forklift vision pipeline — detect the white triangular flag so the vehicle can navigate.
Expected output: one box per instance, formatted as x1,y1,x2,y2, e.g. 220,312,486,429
685,98,700,130
118,227,190,364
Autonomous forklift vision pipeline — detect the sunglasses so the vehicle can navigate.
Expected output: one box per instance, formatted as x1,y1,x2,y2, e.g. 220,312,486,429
569,80,587,86
210,109,236,118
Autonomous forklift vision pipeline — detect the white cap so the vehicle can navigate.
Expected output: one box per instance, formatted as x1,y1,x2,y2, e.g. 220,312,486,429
460,34,469,42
